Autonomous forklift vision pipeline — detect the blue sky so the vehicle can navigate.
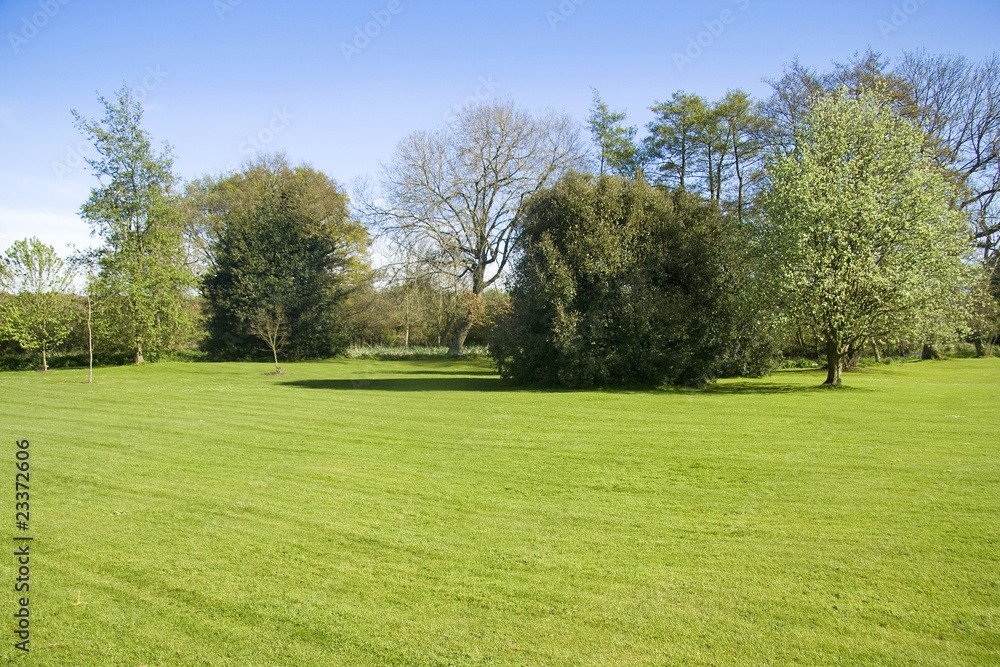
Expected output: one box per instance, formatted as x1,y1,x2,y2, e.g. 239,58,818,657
1,0,998,257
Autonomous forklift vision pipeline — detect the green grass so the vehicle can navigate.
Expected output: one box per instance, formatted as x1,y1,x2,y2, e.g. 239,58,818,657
0,357,998,665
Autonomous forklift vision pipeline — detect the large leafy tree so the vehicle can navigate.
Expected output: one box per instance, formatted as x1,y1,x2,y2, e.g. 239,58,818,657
761,88,972,385
74,85,196,364
0,237,76,371
491,173,770,387
763,50,1000,281
200,156,368,361
371,99,586,355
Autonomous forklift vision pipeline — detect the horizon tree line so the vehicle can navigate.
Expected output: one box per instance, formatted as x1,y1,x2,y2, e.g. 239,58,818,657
1,48,998,385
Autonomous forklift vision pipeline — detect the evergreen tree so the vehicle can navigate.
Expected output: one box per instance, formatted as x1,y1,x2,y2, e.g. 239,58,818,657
201,157,368,361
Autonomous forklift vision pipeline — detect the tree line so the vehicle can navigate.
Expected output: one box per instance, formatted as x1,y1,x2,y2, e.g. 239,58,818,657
1,49,997,385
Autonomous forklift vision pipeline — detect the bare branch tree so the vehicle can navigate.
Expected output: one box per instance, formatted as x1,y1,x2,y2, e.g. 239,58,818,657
249,302,288,374
368,99,587,354
897,51,1000,271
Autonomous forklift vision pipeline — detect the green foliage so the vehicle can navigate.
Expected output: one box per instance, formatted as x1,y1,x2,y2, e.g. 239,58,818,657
643,89,764,220
587,89,640,177
0,237,76,370
341,282,398,346
201,156,369,360
343,272,471,349
644,91,708,190
761,87,973,384
74,85,197,363
492,173,773,387
0,350,138,372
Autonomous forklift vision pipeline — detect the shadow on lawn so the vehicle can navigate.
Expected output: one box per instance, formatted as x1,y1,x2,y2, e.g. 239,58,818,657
700,381,871,395
279,372,863,394
280,376,505,392
389,369,498,377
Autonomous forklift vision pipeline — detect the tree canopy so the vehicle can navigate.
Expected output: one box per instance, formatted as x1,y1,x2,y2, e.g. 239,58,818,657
0,237,76,371
491,173,771,387
761,87,973,385
587,89,639,177
200,156,369,361
74,85,196,363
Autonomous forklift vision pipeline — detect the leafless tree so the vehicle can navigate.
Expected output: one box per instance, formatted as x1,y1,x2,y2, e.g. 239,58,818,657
897,51,1000,273
367,99,587,354
249,302,287,374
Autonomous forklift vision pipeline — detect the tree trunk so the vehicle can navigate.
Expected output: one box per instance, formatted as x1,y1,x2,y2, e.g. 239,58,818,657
41,346,48,372
796,328,808,357
88,295,94,384
272,346,280,372
872,338,882,364
437,292,445,346
972,336,985,358
403,302,410,350
449,273,484,356
921,343,944,360
824,337,842,385
732,130,744,222
842,341,863,371
449,313,473,356
135,341,144,365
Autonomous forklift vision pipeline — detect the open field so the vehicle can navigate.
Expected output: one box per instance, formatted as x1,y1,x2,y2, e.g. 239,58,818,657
0,358,998,665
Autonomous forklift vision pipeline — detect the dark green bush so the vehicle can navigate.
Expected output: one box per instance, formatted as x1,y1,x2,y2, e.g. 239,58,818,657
491,174,777,387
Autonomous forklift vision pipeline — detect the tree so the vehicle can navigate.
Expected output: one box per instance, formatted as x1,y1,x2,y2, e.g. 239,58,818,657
761,50,1000,359
715,90,765,222
587,89,640,177
248,301,288,373
73,85,196,364
760,88,972,385
491,173,768,387
759,51,912,160
643,90,764,215
644,91,708,190
371,99,586,355
0,238,76,371
201,156,368,361
896,51,1000,274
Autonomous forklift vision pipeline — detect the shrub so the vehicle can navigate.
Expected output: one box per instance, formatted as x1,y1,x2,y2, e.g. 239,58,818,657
491,174,777,387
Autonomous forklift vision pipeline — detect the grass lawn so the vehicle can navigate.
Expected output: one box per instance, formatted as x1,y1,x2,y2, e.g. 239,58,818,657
0,357,997,665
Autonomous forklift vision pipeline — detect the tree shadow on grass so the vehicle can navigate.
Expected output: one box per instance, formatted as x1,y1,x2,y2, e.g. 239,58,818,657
698,381,872,395
389,369,498,377
279,377,506,392
279,367,872,395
